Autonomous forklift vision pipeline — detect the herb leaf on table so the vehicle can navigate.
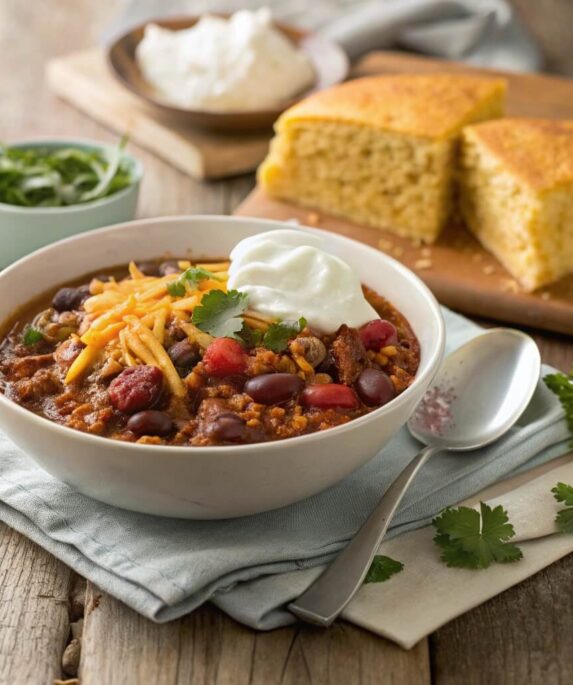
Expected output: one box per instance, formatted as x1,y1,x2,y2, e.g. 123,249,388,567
432,502,523,569
364,555,404,583
552,482,573,534
192,289,248,339
544,369,573,435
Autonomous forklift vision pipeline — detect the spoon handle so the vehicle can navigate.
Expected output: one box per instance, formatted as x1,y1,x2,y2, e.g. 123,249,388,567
288,444,440,626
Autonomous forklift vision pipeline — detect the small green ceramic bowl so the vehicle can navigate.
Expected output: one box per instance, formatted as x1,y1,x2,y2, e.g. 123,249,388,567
0,138,143,269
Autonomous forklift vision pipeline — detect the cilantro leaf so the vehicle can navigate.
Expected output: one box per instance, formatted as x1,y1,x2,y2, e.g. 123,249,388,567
552,482,573,534
192,289,248,339
262,317,307,352
364,555,404,583
552,482,573,506
167,267,220,298
432,502,523,569
544,369,573,434
22,326,44,346
239,323,264,349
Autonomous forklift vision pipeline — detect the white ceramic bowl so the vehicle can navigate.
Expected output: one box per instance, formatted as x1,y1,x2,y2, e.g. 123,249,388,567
0,216,445,519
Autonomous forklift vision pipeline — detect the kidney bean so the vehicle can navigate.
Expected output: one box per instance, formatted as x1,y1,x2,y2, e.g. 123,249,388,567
127,410,173,436
52,286,90,312
158,260,181,276
356,368,395,407
205,413,246,442
108,365,163,413
359,319,398,351
136,261,161,276
244,373,304,405
203,338,247,377
167,340,199,374
301,383,359,409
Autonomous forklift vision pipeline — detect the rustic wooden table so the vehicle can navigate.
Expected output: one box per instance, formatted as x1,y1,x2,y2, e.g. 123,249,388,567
1,2,572,683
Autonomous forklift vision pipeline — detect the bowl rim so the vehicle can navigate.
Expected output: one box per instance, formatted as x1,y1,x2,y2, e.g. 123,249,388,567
0,137,144,214
0,214,445,455
107,14,350,119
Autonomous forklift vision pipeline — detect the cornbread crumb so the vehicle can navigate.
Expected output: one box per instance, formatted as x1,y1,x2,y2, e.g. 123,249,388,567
421,247,432,257
460,118,573,290
392,246,405,257
482,265,496,275
306,211,320,226
378,238,394,251
259,74,506,243
472,252,484,263
540,291,552,301
414,258,433,270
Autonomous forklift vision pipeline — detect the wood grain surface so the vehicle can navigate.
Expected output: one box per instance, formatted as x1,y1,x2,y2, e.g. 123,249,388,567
0,1,572,684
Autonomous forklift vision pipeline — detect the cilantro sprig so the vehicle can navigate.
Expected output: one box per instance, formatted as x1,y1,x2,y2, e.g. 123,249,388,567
192,289,248,339
22,326,44,346
552,482,573,534
261,318,307,352
167,266,221,298
364,555,404,583
544,369,573,437
432,502,523,569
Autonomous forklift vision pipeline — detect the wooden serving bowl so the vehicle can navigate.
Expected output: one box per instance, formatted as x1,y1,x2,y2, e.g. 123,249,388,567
107,16,349,132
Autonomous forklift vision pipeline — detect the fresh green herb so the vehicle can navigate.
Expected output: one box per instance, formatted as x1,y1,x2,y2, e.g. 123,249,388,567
239,323,264,349
544,369,573,436
552,482,573,534
432,502,523,569
167,267,221,298
22,326,44,346
192,289,249,339
0,137,133,207
262,317,307,352
364,555,404,584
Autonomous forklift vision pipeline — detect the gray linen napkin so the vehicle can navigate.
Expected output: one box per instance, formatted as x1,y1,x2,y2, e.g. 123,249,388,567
0,308,568,628
105,0,541,72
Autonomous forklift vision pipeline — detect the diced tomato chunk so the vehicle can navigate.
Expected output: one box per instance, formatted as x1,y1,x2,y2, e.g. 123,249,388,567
203,338,247,377
359,319,398,351
301,383,359,409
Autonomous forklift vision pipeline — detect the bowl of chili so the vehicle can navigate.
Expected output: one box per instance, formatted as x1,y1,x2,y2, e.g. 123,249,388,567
0,216,444,518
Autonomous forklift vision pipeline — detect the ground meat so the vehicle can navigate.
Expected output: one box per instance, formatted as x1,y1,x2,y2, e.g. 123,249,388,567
5,367,61,404
330,325,369,385
54,338,84,371
3,353,54,380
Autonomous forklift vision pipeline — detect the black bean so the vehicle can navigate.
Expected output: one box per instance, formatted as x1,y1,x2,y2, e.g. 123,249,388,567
158,260,181,276
205,413,246,442
356,368,395,407
167,340,199,373
52,286,90,312
127,410,173,436
136,261,161,277
244,373,304,405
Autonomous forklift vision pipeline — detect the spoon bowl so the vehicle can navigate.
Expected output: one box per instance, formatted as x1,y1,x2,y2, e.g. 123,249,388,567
409,328,541,451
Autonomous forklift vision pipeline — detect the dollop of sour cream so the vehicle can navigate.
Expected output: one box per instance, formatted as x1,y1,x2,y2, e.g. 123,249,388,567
135,8,315,112
227,230,379,334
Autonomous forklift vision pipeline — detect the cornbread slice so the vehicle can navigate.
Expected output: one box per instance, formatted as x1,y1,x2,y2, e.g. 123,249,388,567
460,118,573,291
258,74,506,243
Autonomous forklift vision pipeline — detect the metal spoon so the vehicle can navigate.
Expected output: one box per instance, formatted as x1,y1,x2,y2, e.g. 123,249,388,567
289,328,541,627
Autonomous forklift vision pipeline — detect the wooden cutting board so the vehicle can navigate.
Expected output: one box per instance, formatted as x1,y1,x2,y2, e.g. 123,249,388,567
235,52,573,336
46,49,271,180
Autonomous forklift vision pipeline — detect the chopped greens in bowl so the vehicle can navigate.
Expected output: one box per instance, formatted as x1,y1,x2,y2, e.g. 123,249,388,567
0,137,136,208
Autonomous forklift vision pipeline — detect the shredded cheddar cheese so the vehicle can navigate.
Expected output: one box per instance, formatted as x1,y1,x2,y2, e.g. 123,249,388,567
64,261,231,385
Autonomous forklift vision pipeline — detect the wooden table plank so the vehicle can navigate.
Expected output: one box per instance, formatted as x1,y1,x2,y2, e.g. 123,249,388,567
0,524,74,685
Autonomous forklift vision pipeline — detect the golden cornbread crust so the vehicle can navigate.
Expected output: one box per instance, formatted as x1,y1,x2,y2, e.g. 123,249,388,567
277,74,507,140
463,118,573,192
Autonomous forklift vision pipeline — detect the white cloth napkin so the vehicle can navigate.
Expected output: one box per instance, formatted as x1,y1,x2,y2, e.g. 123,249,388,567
106,0,542,72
